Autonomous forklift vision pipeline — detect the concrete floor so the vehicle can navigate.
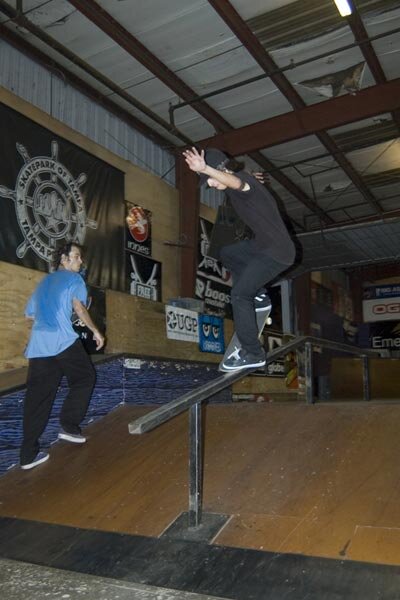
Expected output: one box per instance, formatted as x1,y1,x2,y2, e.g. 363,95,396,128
0,558,229,600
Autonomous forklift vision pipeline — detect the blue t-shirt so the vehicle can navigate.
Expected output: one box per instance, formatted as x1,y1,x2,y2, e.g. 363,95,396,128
25,270,87,358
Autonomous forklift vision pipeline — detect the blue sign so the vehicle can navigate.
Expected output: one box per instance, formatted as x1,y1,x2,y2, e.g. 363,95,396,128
363,285,400,300
198,314,225,354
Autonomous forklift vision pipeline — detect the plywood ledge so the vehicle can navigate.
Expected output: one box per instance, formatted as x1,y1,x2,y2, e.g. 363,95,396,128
106,290,233,364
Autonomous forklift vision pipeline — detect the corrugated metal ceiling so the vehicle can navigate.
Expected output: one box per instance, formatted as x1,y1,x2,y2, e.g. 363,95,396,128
0,0,399,273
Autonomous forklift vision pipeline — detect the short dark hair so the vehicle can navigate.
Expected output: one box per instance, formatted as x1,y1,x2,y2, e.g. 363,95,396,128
198,148,244,186
52,242,83,270
225,158,244,172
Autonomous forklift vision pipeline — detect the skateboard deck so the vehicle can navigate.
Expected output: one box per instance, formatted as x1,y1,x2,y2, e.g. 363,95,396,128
218,305,272,372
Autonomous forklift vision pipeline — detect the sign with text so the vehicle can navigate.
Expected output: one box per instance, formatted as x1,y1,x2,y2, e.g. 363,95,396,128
126,251,161,302
363,296,400,322
125,204,152,257
363,285,400,300
165,305,199,342
264,331,285,377
196,217,232,318
363,285,400,322
369,321,400,351
198,314,224,354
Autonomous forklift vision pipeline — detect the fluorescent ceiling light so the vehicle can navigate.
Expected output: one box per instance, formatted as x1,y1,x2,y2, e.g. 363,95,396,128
333,0,353,17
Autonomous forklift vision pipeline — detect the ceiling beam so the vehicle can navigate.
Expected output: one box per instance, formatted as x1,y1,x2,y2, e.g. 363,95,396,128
347,7,386,84
67,0,232,134
199,78,400,154
317,132,382,214
347,4,400,133
299,208,400,236
347,261,400,279
207,0,383,215
208,0,304,110
67,0,330,220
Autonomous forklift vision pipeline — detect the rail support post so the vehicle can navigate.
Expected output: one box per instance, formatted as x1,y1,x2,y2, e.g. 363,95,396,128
305,341,314,404
188,402,202,528
362,355,371,401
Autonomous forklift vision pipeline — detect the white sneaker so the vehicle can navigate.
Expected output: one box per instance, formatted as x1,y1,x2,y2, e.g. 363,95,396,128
21,451,49,470
58,430,86,444
222,349,266,371
254,293,272,313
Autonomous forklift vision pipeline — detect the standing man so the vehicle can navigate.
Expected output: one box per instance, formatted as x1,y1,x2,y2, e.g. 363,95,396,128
183,147,295,371
20,242,105,470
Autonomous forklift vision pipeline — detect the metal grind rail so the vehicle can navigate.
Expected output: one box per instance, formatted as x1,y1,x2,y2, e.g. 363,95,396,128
128,336,380,530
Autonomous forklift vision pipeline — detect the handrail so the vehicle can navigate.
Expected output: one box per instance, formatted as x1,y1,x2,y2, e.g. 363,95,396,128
297,335,379,357
129,367,250,435
128,336,379,435
129,337,297,435
127,335,381,530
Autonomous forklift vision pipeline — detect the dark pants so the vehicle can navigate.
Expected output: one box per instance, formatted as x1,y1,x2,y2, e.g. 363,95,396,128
220,239,290,355
20,339,96,464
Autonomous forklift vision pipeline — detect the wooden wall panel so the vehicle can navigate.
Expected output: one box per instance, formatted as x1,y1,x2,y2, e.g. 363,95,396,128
232,376,289,396
0,261,43,371
331,357,400,399
105,290,233,364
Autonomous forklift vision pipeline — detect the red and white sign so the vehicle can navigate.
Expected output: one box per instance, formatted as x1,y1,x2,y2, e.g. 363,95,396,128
363,297,400,322
127,206,149,242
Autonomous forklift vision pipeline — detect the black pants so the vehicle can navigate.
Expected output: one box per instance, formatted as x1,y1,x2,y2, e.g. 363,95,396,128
220,240,290,355
20,339,96,464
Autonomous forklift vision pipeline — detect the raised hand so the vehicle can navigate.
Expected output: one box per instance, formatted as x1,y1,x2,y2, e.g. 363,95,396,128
182,147,206,173
252,171,271,184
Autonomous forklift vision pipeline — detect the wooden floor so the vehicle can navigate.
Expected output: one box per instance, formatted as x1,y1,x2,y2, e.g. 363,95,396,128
1,401,400,566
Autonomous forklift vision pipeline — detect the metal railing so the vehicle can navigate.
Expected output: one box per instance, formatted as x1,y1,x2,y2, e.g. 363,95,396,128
128,336,380,529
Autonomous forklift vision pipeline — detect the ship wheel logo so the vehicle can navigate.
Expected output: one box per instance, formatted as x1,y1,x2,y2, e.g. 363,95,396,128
0,141,97,263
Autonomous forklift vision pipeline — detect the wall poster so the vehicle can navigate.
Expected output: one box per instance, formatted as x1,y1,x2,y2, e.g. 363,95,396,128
196,217,232,317
0,102,125,291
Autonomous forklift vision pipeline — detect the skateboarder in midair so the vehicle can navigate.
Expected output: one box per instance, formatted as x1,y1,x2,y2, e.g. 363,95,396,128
183,147,296,371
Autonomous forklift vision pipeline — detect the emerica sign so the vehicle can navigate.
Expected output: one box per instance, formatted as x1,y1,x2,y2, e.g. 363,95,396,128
372,336,400,349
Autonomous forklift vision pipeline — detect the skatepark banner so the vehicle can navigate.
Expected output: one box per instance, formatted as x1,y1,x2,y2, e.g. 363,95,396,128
126,251,162,302
196,217,232,318
198,314,225,354
0,102,125,291
165,305,199,342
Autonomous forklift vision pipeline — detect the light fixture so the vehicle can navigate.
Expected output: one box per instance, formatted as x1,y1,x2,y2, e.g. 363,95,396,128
333,0,353,17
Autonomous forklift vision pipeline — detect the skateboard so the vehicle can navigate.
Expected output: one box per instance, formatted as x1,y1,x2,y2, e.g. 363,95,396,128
218,304,272,372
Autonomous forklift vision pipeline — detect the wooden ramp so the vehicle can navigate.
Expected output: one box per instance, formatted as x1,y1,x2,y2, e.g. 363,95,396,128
0,402,400,566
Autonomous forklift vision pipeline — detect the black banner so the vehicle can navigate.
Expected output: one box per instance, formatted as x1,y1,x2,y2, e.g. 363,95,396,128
369,321,400,352
196,217,232,318
0,102,125,291
126,251,162,302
